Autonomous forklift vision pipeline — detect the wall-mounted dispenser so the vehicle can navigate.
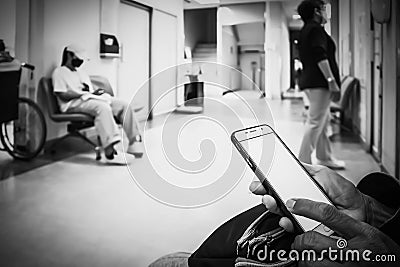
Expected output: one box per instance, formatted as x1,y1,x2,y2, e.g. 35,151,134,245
371,0,391,24
100,33,120,58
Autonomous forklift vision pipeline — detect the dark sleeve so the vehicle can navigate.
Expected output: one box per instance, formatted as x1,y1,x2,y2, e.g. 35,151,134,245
356,172,400,246
309,26,328,63
189,204,267,267
380,209,400,246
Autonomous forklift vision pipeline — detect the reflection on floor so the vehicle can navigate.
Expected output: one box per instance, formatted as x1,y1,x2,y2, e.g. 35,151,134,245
0,138,94,181
0,93,380,267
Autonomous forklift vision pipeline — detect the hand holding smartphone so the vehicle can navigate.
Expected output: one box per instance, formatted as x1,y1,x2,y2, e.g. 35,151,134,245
93,88,105,96
231,124,335,236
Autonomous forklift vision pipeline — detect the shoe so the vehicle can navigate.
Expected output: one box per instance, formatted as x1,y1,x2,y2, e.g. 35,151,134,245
316,159,346,170
103,150,132,165
127,141,144,158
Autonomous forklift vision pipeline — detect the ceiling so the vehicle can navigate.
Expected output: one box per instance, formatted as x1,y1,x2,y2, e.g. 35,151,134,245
184,0,265,8
184,0,303,51
184,0,303,28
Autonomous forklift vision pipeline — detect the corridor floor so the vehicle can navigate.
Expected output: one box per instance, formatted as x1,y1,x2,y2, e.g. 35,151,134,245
0,91,379,267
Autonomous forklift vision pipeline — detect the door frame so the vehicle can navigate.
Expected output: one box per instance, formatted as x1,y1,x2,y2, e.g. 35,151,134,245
370,21,383,162
120,0,153,120
395,0,400,178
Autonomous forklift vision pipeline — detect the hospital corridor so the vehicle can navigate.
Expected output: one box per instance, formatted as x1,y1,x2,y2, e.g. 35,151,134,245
0,0,399,266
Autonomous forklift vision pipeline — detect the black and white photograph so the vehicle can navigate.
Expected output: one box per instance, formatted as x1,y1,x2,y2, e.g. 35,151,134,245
0,0,399,266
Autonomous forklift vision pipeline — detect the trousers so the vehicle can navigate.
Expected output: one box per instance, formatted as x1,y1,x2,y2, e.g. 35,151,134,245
66,96,140,147
298,88,332,164
148,172,400,267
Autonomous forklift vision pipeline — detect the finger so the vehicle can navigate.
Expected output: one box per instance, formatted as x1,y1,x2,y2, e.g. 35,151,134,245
292,231,338,252
279,217,294,233
249,180,267,195
262,195,282,215
287,199,361,239
300,162,318,176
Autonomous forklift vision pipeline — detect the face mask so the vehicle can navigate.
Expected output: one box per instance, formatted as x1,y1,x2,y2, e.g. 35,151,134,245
72,58,83,68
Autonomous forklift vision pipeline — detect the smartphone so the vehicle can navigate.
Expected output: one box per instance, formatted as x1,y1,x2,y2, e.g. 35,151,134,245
231,124,334,235
93,88,105,96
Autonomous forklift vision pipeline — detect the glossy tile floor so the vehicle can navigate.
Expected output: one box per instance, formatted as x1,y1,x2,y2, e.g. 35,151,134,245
0,90,379,267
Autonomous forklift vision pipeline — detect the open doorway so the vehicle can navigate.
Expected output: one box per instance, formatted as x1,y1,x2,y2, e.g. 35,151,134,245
282,29,302,99
184,8,217,61
289,30,301,90
237,22,265,91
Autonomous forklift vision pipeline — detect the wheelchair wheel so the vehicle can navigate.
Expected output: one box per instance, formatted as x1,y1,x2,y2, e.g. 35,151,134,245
0,97,47,160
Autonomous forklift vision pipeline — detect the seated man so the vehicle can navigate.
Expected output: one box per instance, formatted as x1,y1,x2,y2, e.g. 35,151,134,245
52,44,143,162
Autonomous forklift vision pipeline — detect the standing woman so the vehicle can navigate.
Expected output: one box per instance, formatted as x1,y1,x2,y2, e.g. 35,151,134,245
297,0,344,169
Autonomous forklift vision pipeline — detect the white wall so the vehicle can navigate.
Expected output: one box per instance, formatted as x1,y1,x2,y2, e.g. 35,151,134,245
265,1,290,99
280,18,290,95
219,3,265,26
0,0,16,55
221,26,238,67
151,10,178,115
220,26,240,90
217,3,265,63
237,22,264,46
338,0,351,78
350,0,371,144
15,0,30,62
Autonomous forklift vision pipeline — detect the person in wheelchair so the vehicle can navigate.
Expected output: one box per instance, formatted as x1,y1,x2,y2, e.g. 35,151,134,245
52,44,143,162
0,39,20,71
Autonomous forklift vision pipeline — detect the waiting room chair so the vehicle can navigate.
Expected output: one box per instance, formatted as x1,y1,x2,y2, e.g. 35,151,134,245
302,76,360,133
39,76,143,160
40,77,102,160
330,76,360,132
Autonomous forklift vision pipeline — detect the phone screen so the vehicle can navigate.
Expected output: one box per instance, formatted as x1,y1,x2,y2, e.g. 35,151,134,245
235,126,333,232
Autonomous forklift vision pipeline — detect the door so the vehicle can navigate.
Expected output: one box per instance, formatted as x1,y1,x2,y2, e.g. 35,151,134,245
118,1,150,121
371,22,383,161
151,10,178,116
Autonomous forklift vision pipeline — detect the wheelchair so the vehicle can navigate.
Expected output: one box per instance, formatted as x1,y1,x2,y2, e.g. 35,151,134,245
0,63,46,160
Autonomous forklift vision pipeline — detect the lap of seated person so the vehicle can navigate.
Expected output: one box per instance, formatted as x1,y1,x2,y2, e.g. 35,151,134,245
150,167,400,267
